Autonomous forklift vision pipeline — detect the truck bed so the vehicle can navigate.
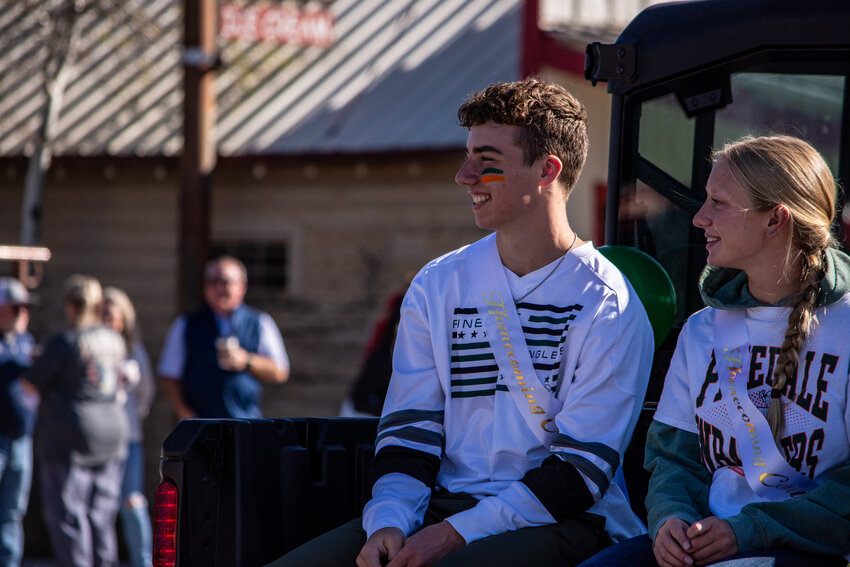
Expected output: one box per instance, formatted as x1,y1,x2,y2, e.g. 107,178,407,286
157,417,378,567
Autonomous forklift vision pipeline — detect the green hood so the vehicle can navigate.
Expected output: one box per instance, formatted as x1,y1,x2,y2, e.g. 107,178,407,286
699,247,850,310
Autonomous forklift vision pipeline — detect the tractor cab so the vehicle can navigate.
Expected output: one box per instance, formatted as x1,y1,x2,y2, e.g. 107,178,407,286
585,0,850,517
587,0,850,333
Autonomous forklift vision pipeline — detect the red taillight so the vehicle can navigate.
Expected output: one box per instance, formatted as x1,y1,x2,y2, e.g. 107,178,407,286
154,480,179,567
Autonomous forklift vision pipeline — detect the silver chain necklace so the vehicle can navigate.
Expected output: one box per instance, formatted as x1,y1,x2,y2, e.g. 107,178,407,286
514,232,578,302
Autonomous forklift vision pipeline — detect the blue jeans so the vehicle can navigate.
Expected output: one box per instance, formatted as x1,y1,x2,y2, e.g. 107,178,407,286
576,534,848,567
119,442,152,567
0,435,32,567
40,457,125,567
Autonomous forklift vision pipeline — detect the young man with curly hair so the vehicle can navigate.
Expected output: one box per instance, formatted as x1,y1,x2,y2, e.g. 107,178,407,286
268,77,654,567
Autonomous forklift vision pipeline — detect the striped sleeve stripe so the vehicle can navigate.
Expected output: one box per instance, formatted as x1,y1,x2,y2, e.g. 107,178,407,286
378,409,444,431
551,433,620,471
557,453,611,494
375,425,443,448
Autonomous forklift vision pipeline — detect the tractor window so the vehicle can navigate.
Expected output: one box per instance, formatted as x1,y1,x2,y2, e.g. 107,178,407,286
626,72,847,326
638,93,694,188
630,93,705,326
715,73,843,175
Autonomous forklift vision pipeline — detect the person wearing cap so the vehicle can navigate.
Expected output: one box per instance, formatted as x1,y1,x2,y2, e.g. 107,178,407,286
158,255,290,420
0,277,37,567
22,275,129,567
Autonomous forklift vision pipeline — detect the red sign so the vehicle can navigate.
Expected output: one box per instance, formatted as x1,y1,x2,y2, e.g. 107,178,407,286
220,3,336,48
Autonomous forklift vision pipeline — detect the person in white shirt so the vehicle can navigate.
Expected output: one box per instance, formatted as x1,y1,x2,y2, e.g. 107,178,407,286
267,77,653,567
158,255,289,420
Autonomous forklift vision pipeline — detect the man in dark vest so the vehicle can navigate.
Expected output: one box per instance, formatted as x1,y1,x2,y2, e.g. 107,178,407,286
158,256,290,419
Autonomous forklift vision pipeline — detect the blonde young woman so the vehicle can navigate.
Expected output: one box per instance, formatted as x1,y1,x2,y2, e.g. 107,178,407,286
579,135,850,567
23,275,129,567
103,287,155,567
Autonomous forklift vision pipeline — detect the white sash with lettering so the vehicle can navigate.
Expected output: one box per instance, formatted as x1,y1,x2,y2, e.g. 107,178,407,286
714,309,820,500
466,235,563,447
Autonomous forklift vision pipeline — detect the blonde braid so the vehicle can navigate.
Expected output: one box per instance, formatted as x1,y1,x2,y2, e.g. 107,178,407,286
767,250,824,440
714,135,838,441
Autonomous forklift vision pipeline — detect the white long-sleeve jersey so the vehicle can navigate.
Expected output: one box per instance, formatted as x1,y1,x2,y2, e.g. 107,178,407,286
363,234,654,544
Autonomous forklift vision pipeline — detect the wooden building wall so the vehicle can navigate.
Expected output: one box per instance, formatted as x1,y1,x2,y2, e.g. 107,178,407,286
0,154,487,508
0,135,607,547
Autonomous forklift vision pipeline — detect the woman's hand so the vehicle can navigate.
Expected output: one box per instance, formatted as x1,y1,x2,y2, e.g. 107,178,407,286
653,517,695,567
686,516,738,565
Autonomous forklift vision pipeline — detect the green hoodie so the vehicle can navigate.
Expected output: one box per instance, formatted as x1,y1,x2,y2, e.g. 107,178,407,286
698,246,850,309
644,247,850,557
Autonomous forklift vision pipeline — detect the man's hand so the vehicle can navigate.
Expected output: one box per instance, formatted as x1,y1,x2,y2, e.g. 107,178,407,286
686,517,738,565
653,517,694,567
357,527,404,567
217,345,250,372
217,346,289,383
385,521,465,567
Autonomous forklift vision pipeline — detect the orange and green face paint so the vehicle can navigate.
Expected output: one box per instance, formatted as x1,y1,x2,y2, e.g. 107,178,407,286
481,167,506,184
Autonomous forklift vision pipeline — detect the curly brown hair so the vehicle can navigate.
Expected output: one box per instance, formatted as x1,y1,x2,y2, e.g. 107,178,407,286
457,77,588,193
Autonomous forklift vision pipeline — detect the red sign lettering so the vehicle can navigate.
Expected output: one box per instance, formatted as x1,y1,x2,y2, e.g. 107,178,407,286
220,3,336,48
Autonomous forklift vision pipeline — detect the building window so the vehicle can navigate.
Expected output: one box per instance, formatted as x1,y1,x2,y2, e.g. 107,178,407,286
211,240,288,292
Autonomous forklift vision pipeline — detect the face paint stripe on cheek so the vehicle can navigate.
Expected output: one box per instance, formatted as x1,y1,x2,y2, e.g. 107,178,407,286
481,167,506,184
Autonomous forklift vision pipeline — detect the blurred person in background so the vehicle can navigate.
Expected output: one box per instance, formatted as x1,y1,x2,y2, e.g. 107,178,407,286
340,274,412,418
103,287,154,567
23,275,129,567
0,278,37,567
158,255,290,420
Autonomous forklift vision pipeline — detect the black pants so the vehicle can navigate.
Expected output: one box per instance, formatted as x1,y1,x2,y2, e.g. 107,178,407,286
265,492,612,567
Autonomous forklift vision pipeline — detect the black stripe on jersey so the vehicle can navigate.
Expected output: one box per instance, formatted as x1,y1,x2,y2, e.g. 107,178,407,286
450,377,497,386
453,308,479,314
522,326,567,336
451,363,499,375
451,384,508,398
450,352,494,363
526,337,565,347
452,341,490,350
529,314,577,325
521,455,594,521
370,446,441,489
379,409,444,431
516,302,583,313
558,453,610,494
552,434,620,472
376,425,443,449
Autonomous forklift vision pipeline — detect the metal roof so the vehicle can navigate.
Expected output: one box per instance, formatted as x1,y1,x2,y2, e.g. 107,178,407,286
0,0,521,158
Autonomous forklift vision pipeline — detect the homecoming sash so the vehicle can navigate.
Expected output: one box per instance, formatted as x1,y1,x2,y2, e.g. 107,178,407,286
714,309,820,500
466,235,563,447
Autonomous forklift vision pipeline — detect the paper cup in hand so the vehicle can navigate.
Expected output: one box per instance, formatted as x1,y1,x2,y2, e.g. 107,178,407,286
216,336,239,367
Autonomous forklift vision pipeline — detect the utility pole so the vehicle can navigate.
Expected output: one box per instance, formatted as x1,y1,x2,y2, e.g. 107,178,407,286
180,0,218,311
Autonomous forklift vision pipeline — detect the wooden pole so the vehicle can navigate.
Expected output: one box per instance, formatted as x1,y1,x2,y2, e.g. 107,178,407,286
179,0,218,312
